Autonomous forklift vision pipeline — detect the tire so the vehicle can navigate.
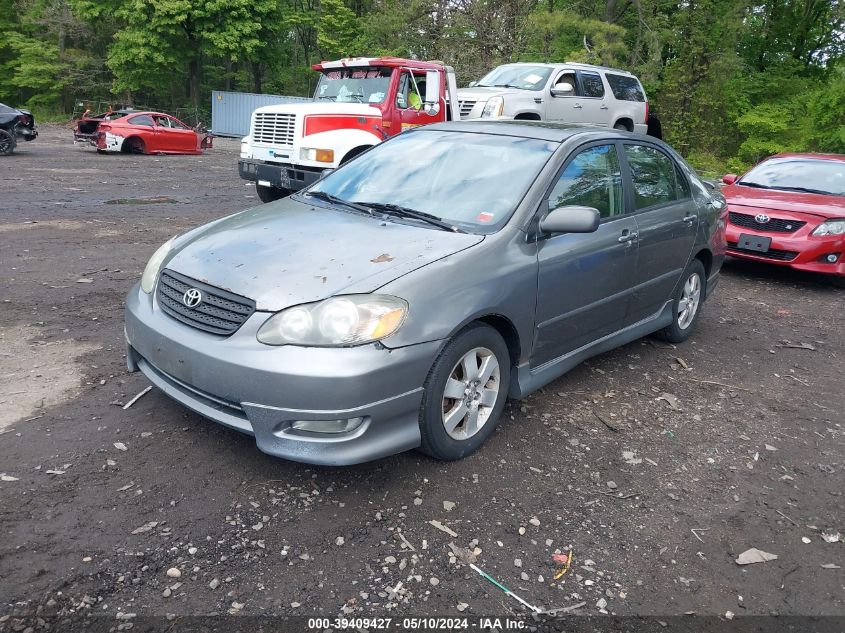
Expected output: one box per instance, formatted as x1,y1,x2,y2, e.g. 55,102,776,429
256,183,288,203
418,323,511,461
655,259,706,344
124,137,145,155
614,122,630,132
0,129,16,156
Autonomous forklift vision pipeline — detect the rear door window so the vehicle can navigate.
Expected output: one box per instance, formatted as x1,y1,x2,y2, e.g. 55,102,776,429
623,144,678,209
606,74,645,102
129,115,155,127
578,72,605,98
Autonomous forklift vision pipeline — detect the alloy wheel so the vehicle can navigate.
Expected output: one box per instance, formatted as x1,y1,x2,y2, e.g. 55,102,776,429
441,346,501,441
677,272,702,330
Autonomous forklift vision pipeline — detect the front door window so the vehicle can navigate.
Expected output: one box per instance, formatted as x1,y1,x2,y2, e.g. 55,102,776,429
549,144,623,218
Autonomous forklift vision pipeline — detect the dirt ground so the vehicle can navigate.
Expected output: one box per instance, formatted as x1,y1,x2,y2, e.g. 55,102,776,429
1,125,843,627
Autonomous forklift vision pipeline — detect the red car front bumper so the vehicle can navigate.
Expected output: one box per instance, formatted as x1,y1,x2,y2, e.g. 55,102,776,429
725,208,845,277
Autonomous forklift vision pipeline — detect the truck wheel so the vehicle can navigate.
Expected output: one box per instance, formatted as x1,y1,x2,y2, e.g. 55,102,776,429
256,184,288,203
0,129,16,156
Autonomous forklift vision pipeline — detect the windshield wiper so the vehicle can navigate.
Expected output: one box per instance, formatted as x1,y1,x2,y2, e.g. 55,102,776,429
492,83,521,89
316,95,337,101
357,202,466,233
768,185,834,196
305,190,373,215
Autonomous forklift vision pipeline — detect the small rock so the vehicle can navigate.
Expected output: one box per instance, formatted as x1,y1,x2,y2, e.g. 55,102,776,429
606,481,618,490
385,555,397,564
529,517,540,527
725,611,735,620
291,602,301,608
430,577,440,586
802,537,811,544
514,558,522,568
596,597,608,610
413,498,422,506
166,568,181,578
443,500,455,511
518,526,526,535
335,537,345,546
520,572,529,581
208,578,220,590
456,602,468,612
188,547,198,555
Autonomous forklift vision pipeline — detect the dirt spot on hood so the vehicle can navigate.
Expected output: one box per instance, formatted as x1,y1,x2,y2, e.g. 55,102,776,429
0,326,100,431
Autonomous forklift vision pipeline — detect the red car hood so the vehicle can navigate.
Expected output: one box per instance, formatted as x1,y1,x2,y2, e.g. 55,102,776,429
723,184,845,219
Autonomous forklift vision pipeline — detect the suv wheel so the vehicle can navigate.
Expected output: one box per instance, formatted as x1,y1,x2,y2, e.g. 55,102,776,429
614,122,630,131
419,324,510,460
656,259,706,343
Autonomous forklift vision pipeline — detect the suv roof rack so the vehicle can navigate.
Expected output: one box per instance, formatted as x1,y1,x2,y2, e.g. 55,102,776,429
563,62,635,75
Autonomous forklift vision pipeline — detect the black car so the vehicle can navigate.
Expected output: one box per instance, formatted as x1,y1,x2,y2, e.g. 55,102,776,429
0,103,37,156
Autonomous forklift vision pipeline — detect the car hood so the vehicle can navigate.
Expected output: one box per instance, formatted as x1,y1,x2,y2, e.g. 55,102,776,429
723,184,845,219
164,197,484,311
457,87,522,101
252,102,382,118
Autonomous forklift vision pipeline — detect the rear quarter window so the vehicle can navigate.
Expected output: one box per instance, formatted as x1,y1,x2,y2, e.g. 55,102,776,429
606,74,645,102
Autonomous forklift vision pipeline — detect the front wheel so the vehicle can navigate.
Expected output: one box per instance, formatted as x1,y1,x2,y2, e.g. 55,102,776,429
655,259,706,343
0,129,16,156
256,183,288,203
419,324,511,461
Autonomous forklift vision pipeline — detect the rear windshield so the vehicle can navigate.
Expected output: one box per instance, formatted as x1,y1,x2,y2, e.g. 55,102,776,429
606,74,645,102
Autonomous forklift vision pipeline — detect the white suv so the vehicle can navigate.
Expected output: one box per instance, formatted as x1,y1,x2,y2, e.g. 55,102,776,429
457,62,654,135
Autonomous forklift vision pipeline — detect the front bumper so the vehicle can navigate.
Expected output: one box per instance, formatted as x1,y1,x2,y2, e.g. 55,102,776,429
238,159,323,192
725,222,845,277
125,283,442,465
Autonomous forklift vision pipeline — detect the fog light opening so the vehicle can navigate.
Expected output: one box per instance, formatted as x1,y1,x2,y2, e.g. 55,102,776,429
820,253,841,264
290,417,364,434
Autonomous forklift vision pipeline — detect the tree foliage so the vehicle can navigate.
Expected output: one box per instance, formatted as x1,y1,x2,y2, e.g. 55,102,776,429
1,0,844,168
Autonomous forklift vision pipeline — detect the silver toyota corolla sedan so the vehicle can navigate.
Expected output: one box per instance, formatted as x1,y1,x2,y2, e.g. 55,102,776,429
125,121,726,465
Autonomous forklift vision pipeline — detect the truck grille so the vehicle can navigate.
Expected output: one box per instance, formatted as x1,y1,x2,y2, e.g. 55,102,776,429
252,112,296,146
729,212,806,234
156,269,256,336
459,100,477,117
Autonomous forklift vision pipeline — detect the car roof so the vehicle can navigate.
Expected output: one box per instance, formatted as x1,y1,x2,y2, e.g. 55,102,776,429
421,120,652,143
492,61,636,77
767,152,845,163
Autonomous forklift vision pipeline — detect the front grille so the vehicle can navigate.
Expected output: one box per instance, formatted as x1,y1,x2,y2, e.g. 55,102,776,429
458,100,477,117
729,212,806,233
252,112,296,146
156,270,255,336
727,242,799,261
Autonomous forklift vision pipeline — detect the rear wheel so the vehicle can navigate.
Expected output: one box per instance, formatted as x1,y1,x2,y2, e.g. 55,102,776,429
124,137,145,154
0,129,16,156
256,183,289,203
419,324,510,461
655,259,706,343
614,122,630,132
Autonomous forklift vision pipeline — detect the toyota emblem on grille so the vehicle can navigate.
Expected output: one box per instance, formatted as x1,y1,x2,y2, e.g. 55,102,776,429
182,288,202,308
755,213,771,224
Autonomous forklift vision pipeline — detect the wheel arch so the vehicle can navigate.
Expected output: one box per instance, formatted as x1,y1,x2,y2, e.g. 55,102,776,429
513,112,541,121
121,135,145,153
340,144,373,164
693,247,713,288
613,117,634,131
436,313,522,371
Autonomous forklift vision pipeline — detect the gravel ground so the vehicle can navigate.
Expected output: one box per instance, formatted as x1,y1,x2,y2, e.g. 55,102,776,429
1,125,843,627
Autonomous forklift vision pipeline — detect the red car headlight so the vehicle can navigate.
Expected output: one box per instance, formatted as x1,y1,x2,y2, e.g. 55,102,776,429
812,219,845,236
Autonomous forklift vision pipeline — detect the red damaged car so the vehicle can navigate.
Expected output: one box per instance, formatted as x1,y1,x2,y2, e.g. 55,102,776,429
74,110,212,155
722,153,845,286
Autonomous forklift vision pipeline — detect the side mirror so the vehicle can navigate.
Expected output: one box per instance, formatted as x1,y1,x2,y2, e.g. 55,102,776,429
540,206,600,234
550,83,575,98
321,168,334,177
702,179,717,191
722,173,737,185
423,70,441,116
468,81,477,88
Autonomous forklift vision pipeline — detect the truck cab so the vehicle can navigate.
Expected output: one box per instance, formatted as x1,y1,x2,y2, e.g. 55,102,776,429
239,57,460,202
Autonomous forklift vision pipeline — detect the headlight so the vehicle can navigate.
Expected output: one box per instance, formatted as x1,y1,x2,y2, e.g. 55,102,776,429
812,219,845,236
300,147,335,163
140,238,174,294
257,295,407,346
481,96,504,118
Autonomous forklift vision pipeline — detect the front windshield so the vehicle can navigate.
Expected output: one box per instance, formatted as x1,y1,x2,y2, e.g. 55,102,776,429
307,129,557,231
314,67,392,104
740,157,845,196
476,65,553,91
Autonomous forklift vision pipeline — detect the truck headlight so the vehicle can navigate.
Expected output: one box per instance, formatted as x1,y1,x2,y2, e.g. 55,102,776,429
301,147,335,163
257,295,407,346
812,219,845,236
481,96,504,118
140,238,174,294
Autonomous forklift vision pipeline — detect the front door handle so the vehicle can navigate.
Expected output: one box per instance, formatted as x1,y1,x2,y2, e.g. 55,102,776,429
600,104,609,110
618,230,639,243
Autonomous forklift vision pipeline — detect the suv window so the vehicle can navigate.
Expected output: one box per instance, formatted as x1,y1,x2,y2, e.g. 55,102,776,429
624,145,678,209
606,74,645,102
129,115,155,127
549,145,624,218
579,72,605,98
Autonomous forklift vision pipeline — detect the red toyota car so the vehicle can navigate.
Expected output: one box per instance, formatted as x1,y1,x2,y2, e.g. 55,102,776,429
722,153,845,286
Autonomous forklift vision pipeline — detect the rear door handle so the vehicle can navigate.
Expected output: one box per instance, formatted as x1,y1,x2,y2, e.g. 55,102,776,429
600,104,609,110
573,103,582,109
618,230,639,243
